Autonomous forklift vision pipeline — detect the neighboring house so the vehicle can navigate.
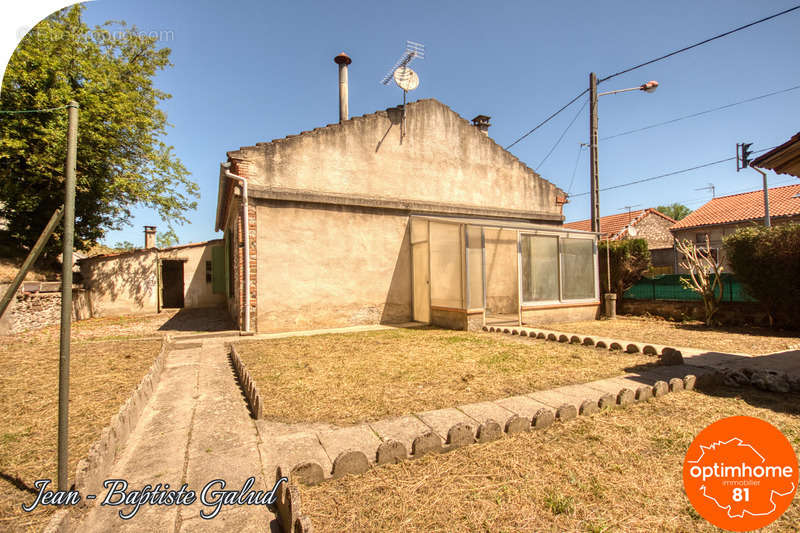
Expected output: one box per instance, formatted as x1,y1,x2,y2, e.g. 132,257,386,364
564,208,677,273
670,183,800,273
79,227,225,317
751,131,800,178
214,97,600,333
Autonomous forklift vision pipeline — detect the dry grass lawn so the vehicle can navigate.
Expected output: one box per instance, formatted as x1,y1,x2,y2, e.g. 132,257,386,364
301,385,800,532
0,327,162,532
548,315,800,355
235,327,658,425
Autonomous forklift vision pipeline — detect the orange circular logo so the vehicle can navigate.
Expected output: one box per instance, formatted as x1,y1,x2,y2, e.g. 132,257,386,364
683,416,798,531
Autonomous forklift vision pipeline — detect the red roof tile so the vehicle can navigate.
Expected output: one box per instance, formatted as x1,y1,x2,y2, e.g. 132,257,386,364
671,183,800,230
564,208,675,239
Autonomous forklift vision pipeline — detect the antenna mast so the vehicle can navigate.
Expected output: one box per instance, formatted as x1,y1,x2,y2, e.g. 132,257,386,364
380,41,425,141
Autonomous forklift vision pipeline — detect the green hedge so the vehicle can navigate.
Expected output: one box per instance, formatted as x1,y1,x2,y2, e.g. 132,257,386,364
723,223,800,327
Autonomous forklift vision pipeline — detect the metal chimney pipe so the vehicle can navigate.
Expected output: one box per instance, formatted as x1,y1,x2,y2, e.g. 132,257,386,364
334,52,352,123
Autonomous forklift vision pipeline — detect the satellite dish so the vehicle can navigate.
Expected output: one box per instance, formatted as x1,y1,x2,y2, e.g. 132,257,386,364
627,226,638,237
393,67,419,91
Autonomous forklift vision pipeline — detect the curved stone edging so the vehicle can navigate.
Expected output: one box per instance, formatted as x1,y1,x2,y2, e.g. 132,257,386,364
482,325,684,365
230,344,264,419
275,465,314,533
72,335,172,500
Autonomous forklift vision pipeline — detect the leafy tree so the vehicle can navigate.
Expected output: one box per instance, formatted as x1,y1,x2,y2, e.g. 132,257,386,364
157,229,178,248
598,239,651,299
114,241,136,251
656,203,692,221
724,223,800,327
0,5,198,260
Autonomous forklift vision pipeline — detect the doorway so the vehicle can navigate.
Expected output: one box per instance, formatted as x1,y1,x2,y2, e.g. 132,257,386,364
161,260,185,308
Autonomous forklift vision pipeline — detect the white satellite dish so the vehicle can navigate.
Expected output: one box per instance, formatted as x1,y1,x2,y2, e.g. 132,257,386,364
393,67,419,91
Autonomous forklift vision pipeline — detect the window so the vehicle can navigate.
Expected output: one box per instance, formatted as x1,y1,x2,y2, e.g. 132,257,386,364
205,261,212,283
521,233,596,304
521,235,559,302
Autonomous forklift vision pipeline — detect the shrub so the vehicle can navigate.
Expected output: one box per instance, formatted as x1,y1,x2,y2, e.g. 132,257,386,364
598,238,651,299
723,223,800,327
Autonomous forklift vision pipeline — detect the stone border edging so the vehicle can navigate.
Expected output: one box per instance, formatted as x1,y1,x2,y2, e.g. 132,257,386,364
42,335,173,532
72,335,172,496
229,344,263,419
274,465,314,532
484,325,685,365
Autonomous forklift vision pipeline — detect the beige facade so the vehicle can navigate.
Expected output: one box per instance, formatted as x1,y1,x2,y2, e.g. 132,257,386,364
79,240,225,317
216,98,599,333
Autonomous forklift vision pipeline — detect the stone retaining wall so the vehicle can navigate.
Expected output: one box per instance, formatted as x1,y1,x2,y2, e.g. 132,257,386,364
619,298,769,326
230,344,264,419
0,285,91,335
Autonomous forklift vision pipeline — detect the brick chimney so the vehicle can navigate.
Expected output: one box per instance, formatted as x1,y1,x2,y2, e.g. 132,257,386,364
144,226,157,249
472,115,491,135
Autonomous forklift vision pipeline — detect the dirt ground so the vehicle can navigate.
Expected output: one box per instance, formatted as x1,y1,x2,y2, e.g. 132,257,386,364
0,327,163,531
547,315,800,355
235,327,659,425
300,385,800,532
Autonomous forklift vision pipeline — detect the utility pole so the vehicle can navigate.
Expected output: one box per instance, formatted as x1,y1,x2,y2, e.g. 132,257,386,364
58,100,79,491
589,72,599,233
751,166,771,227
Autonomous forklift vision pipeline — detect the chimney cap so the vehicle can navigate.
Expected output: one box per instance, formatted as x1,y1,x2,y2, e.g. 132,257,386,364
144,226,157,232
334,52,352,65
472,115,491,126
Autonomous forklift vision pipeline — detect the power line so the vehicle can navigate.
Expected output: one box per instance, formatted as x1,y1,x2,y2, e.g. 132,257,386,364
536,98,588,170
0,105,69,114
600,4,800,82
600,84,800,141
570,146,777,197
505,88,588,150
566,143,586,195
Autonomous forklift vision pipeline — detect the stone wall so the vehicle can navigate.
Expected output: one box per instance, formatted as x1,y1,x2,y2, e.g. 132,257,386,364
0,286,90,335
619,298,770,326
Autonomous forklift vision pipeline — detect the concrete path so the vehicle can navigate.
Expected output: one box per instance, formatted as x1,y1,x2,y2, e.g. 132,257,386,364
77,338,272,532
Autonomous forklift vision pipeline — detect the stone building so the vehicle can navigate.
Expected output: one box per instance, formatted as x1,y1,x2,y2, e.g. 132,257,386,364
214,97,600,333
564,208,677,273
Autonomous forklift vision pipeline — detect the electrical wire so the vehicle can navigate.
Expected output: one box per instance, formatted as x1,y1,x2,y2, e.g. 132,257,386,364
569,146,777,197
600,84,800,141
505,88,588,150
536,98,588,170
0,105,69,114
566,143,586,195
599,4,800,82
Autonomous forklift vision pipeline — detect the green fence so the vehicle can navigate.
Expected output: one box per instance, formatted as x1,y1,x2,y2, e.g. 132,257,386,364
623,274,756,302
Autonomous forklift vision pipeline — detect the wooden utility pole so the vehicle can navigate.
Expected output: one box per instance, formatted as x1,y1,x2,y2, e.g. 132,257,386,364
58,100,79,491
589,72,600,233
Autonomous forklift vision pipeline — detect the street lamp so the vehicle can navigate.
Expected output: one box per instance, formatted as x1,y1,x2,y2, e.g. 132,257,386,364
589,74,659,232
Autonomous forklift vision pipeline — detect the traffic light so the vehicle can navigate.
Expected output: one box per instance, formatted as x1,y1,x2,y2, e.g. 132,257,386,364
737,142,753,171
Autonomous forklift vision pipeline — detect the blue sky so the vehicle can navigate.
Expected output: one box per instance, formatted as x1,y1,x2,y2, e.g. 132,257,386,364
73,0,800,246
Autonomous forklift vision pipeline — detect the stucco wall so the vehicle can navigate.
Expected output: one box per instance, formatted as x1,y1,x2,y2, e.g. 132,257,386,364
255,201,412,332
484,228,518,314
522,304,600,326
81,242,224,318
81,250,158,317
229,99,564,218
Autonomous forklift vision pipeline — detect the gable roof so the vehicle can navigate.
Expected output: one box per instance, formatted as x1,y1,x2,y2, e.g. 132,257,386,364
215,98,566,231
751,132,800,178
563,208,676,239
670,183,800,231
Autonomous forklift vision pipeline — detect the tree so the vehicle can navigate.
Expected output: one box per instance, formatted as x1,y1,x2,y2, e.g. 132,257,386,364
675,236,724,326
157,229,178,248
0,5,198,260
656,203,692,221
598,239,651,299
114,241,136,251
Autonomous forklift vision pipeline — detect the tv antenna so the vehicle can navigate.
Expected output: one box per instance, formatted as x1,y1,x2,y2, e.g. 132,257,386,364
695,183,715,197
380,41,425,140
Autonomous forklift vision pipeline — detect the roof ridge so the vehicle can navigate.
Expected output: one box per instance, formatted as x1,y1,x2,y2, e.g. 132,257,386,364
709,182,800,201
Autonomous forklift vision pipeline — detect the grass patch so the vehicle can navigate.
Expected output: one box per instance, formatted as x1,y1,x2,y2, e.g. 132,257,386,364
548,315,800,355
300,386,800,532
235,327,658,425
0,330,162,531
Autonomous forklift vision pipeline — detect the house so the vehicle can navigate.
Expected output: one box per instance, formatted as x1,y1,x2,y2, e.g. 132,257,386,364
79,227,225,317
670,183,800,272
564,208,677,273
751,131,800,178
214,95,600,333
